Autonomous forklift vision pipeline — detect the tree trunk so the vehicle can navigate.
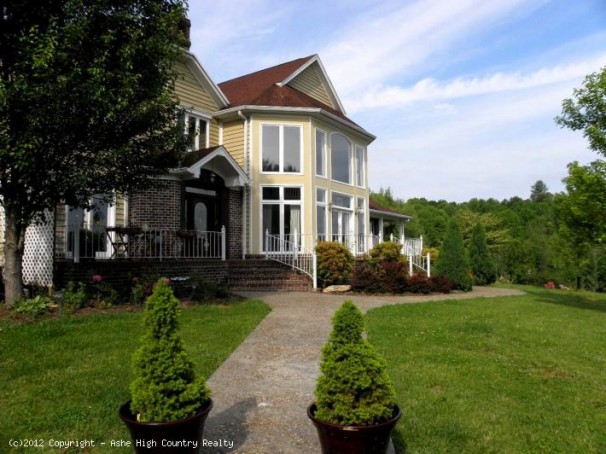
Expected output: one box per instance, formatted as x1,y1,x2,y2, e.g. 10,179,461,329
4,206,25,307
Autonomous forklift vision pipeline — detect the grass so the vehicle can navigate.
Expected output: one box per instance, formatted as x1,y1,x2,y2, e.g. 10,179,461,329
366,285,606,453
0,299,270,453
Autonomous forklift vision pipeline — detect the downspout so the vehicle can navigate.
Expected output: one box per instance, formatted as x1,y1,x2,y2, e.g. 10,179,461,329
238,110,248,259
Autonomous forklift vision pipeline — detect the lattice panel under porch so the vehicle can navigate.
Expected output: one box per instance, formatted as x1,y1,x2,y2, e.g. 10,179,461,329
22,211,55,287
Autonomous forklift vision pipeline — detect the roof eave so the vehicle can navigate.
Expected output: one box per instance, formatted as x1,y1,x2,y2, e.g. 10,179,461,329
277,55,347,115
369,209,411,222
182,50,230,108
214,105,376,142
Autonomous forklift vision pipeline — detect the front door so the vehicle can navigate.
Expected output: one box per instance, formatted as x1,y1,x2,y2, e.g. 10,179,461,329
183,184,223,258
186,196,217,232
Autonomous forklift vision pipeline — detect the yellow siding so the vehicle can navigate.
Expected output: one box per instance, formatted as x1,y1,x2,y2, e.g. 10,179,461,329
223,120,245,167
288,65,333,107
209,118,220,147
174,61,219,113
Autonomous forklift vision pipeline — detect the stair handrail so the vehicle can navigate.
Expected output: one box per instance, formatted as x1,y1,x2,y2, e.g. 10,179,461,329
265,229,317,289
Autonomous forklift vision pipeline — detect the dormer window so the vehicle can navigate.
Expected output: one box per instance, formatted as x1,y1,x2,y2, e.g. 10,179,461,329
180,110,210,150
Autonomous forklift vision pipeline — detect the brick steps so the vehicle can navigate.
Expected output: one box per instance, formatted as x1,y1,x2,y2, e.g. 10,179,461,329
228,259,313,292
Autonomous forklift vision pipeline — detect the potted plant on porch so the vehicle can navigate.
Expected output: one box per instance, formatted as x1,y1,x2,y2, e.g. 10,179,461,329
119,279,212,453
307,301,401,454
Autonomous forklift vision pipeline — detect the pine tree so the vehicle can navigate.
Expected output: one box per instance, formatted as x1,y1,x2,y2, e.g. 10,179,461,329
468,223,497,285
434,220,472,291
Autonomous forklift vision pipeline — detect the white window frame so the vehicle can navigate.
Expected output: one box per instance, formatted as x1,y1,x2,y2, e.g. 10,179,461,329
355,145,365,188
260,185,304,252
330,132,353,185
260,124,303,174
181,109,210,151
316,187,328,242
64,195,116,259
330,191,353,244
316,129,327,178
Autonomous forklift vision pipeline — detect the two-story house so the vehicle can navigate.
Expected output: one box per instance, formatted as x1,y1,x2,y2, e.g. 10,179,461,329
7,46,420,291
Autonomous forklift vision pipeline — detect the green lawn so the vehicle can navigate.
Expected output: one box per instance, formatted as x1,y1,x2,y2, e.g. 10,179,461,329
366,286,606,453
0,300,270,453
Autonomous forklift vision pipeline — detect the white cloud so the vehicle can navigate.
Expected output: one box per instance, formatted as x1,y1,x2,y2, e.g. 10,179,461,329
321,0,544,96
347,53,606,112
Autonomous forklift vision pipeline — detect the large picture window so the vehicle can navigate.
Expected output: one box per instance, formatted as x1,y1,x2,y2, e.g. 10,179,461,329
331,133,352,184
262,186,302,251
262,125,302,173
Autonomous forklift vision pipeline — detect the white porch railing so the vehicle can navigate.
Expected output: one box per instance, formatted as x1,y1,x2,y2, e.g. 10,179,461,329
263,230,430,286
265,229,317,289
65,226,226,261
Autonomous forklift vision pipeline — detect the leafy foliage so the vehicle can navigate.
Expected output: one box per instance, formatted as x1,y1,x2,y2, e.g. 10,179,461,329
11,295,55,319
130,279,210,422
555,67,606,157
315,241,354,288
434,220,472,291
0,0,189,305
368,241,405,265
314,301,396,425
62,281,88,312
469,223,497,285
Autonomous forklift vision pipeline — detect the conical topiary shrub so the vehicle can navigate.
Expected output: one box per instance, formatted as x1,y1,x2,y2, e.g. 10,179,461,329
314,301,396,425
468,223,497,285
129,279,210,422
434,219,472,291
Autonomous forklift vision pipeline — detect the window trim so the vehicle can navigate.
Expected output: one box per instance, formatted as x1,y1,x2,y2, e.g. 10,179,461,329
260,123,304,175
315,128,327,178
355,145,366,188
316,187,328,241
181,108,211,150
260,185,304,252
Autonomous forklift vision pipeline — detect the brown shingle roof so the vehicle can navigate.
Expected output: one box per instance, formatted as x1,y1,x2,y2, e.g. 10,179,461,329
219,56,315,106
218,56,361,128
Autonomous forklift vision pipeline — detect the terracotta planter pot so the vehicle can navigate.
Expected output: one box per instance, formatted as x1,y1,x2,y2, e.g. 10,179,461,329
119,399,212,453
307,403,402,454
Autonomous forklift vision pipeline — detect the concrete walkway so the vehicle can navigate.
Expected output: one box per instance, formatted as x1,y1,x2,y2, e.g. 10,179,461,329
201,287,524,453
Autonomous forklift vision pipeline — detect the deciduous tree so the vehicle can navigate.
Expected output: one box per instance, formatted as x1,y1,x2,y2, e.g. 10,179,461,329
555,67,606,157
0,0,189,305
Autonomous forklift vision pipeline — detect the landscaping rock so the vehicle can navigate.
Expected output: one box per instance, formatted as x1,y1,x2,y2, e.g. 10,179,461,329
323,285,352,294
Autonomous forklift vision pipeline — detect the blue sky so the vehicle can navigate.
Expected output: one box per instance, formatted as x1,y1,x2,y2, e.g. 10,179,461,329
188,0,606,202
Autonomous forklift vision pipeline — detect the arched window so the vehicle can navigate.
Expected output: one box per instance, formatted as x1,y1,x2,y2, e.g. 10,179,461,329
330,133,352,184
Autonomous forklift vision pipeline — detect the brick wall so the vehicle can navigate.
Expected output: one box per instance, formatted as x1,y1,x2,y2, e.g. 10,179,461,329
129,180,181,229
227,188,242,259
54,259,229,291
54,258,313,293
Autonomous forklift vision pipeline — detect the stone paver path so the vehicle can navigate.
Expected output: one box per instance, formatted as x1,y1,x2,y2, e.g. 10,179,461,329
201,287,524,453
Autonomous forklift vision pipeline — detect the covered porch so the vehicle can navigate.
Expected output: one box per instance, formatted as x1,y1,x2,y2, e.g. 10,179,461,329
58,146,249,263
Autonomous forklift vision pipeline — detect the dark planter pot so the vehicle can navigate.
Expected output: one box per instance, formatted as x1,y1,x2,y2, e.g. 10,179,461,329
307,403,402,454
119,399,212,453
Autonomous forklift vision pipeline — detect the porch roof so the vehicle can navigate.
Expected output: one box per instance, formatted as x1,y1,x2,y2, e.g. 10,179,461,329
171,146,250,187
369,198,411,222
